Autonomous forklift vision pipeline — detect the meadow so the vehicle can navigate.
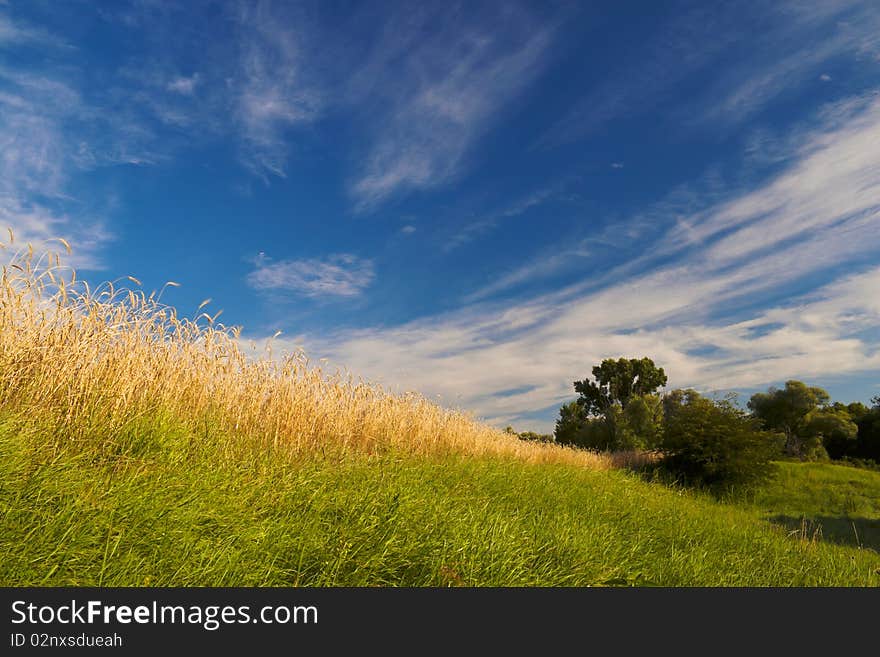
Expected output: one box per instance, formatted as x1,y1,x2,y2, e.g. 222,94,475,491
1,240,879,586
749,461,880,554
3,418,879,586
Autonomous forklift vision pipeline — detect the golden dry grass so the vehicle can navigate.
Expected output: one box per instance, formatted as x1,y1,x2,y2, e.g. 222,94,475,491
0,235,610,469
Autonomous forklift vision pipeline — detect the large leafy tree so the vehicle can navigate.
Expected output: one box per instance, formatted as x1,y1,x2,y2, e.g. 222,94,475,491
747,380,833,458
802,406,858,460
573,357,667,449
614,393,664,450
574,357,668,416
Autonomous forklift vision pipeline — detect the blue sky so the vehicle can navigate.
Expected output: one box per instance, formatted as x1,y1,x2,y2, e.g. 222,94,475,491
2,0,879,432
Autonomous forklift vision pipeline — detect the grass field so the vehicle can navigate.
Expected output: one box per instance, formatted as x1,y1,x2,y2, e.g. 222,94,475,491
2,416,879,587
2,244,879,587
749,461,880,555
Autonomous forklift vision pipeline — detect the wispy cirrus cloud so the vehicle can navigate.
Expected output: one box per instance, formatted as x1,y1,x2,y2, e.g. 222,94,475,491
272,92,880,430
82,2,556,208
696,2,880,126
445,180,571,252
0,49,114,267
247,253,375,299
661,92,880,261
349,5,557,210
537,2,741,147
540,0,880,147
0,12,65,47
166,73,199,96
233,3,319,179
95,1,321,180
462,243,591,304
462,213,658,303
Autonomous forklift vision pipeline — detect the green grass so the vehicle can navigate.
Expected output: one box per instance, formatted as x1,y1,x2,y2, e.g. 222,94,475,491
748,461,880,554
1,417,879,586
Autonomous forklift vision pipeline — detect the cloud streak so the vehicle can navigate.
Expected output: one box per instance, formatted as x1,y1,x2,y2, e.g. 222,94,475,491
0,62,113,268
247,253,375,299
349,5,555,210
696,3,880,126
540,0,880,147
274,93,880,431
444,181,570,253
232,3,320,179
0,12,65,48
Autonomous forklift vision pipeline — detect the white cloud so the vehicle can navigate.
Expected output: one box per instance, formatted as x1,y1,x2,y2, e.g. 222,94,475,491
541,1,880,146
445,181,568,252
247,254,375,298
499,186,560,218
464,241,591,303
692,3,880,125
167,74,200,95
663,93,880,263
233,5,320,179
263,92,880,431
538,2,744,146
96,4,320,182
350,7,554,210
0,13,64,47
464,214,655,303
0,66,113,269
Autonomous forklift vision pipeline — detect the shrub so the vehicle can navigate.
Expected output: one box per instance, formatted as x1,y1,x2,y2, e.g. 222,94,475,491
854,407,880,463
661,392,783,491
516,431,554,443
554,401,613,450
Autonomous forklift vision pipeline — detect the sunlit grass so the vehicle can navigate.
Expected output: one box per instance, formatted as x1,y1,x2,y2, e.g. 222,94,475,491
2,418,878,586
0,235,607,469
748,461,880,554
3,237,879,586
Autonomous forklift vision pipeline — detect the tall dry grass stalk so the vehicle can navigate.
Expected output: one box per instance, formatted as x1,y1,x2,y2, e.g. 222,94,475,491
0,236,610,469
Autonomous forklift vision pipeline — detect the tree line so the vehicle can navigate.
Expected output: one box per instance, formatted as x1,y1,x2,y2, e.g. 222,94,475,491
511,357,880,490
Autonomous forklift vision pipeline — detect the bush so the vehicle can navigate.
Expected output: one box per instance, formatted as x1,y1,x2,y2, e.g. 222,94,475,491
554,401,613,450
854,407,880,463
516,431,554,443
661,392,783,492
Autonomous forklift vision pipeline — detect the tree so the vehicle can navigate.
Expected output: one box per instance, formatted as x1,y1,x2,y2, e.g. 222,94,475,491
574,357,668,416
662,392,783,491
517,431,554,443
854,404,880,463
841,402,870,422
554,401,613,450
615,393,664,450
747,381,831,458
573,357,667,449
802,406,858,460
554,401,588,446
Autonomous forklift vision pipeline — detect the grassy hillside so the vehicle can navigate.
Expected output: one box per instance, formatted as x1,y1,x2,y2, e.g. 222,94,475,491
2,417,879,586
750,461,880,554
2,244,879,587
0,242,607,470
